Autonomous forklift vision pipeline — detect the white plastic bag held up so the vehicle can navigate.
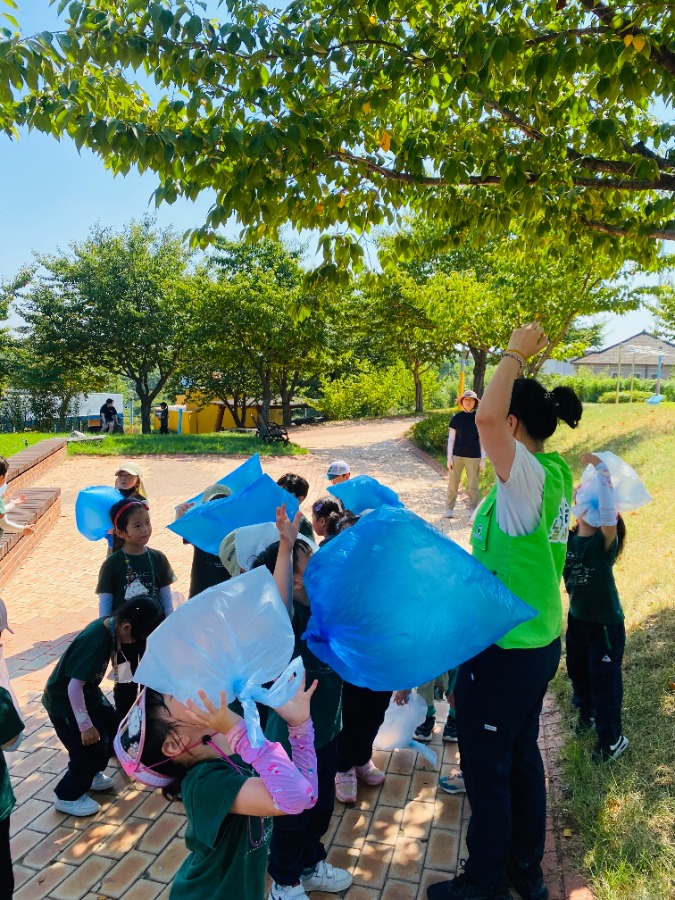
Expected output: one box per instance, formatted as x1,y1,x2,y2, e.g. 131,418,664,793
572,450,652,527
374,692,437,766
134,567,304,747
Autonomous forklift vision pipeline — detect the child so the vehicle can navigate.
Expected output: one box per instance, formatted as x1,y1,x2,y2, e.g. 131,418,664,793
252,533,352,898
97,499,175,717
42,596,163,817
116,680,318,900
326,460,351,485
564,453,628,762
0,598,24,900
114,463,147,500
175,484,233,598
311,496,344,545
156,402,169,434
444,390,486,518
277,473,314,539
0,457,35,539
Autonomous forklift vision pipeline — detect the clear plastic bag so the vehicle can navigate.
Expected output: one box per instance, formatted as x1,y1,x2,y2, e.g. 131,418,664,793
134,567,304,746
303,506,537,691
182,454,263,507
168,474,299,556
572,450,652,527
328,475,403,514
373,691,436,765
75,486,124,541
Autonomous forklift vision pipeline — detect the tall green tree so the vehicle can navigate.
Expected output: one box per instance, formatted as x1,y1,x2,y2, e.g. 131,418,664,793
13,220,197,433
1,1,674,265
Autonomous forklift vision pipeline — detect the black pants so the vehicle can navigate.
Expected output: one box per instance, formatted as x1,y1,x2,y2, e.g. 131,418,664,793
566,613,625,747
268,737,338,886
49,699,119,801
455,638,561,889
113,640,143,720
337,682,391,773
0,814,12,900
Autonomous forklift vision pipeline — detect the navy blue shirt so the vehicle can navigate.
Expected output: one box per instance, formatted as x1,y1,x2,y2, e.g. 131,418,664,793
449,410,481,458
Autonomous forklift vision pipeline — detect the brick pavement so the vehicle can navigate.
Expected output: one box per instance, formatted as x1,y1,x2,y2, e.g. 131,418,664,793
1,418,590,899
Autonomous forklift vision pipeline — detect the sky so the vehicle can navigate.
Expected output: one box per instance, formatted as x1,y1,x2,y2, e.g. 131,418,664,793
0,1,665,346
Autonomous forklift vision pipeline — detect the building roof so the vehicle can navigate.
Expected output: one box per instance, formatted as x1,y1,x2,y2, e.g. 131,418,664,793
573,331,675,367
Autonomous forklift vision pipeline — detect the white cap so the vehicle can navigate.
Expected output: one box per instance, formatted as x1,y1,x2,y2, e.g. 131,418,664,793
326,459,351,479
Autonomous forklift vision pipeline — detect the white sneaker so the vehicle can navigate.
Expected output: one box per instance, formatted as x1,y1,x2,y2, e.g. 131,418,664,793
54,795,100,817
444,509,456,518
90,772,115,791
301,860,353,893
268,883,309,899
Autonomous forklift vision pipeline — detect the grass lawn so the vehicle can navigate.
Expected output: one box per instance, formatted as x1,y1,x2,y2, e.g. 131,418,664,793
546,404,675,900
0,432,62,456
66,432,307,457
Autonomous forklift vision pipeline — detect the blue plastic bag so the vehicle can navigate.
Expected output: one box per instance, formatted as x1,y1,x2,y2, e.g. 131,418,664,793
168,474,299,555
327,474,403,514
303,506,537,691
134,567,304,747
75,486,124,542
182,454,263,507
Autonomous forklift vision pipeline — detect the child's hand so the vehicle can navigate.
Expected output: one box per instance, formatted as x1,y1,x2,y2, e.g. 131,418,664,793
276,504,301,547
9,493,26,505
393,689,411,706
274,673,318,727
580,453,602,468
174,502,194,520
184,690,241,736
22,525,35,536
81,726,101,746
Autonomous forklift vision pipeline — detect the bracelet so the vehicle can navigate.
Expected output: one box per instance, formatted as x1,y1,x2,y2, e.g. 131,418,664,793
504,347,527,365
502,352,524,370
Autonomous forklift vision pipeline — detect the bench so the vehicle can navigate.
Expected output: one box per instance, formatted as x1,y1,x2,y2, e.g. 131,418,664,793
6,439,67,493
253,414,290,444
0,487,61,588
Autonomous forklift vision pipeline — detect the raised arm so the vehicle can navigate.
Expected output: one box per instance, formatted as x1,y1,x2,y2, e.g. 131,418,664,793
274,504,301,614
475,323,547,482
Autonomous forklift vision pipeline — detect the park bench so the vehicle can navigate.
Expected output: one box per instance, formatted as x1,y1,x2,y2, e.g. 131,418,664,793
253,414,290,444
0,486,61,588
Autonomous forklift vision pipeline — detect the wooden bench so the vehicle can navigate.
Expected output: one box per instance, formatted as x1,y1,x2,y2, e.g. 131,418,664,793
6,439,67,493
0,487,61,588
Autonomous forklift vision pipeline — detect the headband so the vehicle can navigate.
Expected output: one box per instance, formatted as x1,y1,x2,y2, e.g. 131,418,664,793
113,500,148,528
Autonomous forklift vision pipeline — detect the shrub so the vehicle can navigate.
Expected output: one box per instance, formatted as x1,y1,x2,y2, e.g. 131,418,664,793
598,390,653,404
538,372,659,403
410,411,452,455
315,361,440,420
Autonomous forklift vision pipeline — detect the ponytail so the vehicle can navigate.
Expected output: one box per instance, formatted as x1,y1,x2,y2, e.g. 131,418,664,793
509,379,582,442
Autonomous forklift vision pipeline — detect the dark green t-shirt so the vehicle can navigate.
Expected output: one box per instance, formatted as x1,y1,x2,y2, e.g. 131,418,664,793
42,619,112,720
97,547,175,612
0,686,24,821
564,530,624,624
298,514,314,540
265,601,342,753
170,757,271,900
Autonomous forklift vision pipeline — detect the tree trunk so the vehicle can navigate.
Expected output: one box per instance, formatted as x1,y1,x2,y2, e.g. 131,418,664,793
214,404,225,432
413,364,424,413
469,346,488,397
279,369,293,426
58,393,73,432
139,395,153,434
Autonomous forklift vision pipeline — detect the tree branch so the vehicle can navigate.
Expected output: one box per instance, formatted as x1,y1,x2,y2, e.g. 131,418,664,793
580,0,675,77
584,219,675,241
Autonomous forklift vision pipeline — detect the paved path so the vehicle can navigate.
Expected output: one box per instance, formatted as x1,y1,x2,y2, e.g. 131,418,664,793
1,418,587,899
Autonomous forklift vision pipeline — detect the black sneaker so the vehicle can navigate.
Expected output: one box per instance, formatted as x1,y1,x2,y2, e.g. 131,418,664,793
507,860,548,900
415,715,436,743
443,715,458,742
591,734,629,762
427,872,511,899
573,712,595,736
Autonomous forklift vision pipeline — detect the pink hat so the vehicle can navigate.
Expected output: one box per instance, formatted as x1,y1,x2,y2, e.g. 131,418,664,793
113,688,174,788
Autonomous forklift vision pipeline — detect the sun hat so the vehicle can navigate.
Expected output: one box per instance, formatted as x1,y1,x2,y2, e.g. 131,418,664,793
116,462,143,477
219,523,317,576
114,688,175,788
202,484,232,504
326,460,351,480
460,390,479,401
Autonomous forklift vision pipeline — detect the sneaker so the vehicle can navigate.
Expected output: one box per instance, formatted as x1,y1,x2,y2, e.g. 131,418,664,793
268,883,309,899
443,715,458,742
444,509,456,518
573,712,595,736
355,759,386,786
507,860,548,900
591,734,629,762
438,771,466,794
54,795,100,817
90,772,115,791
335,768,357,804
427,872,511,899
301,860,353,893
415,715,436,742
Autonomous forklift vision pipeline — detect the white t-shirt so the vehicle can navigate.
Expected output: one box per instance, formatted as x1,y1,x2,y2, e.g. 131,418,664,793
495,440,545,538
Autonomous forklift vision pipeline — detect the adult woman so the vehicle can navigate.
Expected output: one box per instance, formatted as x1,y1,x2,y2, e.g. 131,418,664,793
445,389,485,517
428,323,582,900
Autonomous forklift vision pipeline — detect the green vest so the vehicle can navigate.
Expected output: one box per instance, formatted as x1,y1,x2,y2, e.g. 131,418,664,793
470,451,572,650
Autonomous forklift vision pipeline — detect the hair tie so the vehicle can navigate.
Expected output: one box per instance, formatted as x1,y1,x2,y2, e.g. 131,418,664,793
114,500,148,528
